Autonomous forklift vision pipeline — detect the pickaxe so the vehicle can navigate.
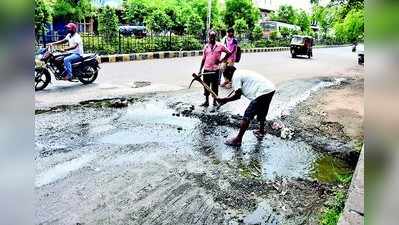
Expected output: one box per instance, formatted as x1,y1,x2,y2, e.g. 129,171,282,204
189,72,235,108
189,72,219,100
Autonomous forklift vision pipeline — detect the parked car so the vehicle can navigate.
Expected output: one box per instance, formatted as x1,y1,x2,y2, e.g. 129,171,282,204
290,35,314,58
119,25,147,37
356,43,364,65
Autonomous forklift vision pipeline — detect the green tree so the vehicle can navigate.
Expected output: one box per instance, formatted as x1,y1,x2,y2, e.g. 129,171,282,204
145,9,172,33
52,0,93,22
233,18,248,39
189,0,223,34
330,0,364,10
311,5,339,39
270,5,297,24
186,13,204,35
343,9,364,42
334,8,364,43
211,18,226,35
224,0,260,31
296,10,311,32
35,0,52,35
98,6,119,40
124,0,153,25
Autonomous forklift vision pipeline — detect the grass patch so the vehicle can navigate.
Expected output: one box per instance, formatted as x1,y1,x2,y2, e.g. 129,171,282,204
319,190,347,225
335,173,353,184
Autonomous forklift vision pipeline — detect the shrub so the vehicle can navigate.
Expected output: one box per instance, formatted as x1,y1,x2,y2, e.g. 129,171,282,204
98,6,119,41
254,40,267,48
252,25,263,41
82,35,202,55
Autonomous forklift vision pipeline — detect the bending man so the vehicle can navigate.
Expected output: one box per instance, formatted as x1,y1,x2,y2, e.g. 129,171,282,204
217,67,276,147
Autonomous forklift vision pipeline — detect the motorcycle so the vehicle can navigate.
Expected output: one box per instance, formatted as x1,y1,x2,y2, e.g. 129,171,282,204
34,45,100,91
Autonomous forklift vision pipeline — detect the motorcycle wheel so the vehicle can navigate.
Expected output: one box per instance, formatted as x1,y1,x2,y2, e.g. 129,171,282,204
35,68,51,91
78,65,98,85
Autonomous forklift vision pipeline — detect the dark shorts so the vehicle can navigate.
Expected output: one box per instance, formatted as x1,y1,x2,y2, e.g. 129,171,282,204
243,91,275,122
203,70,220,97
223,65,235,81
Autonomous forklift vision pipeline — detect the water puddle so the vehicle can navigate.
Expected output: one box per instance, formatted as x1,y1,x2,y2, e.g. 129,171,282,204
311,154,353,183
35,153,97,187
98,99,323,182
243,200,282,225
238,136,317,180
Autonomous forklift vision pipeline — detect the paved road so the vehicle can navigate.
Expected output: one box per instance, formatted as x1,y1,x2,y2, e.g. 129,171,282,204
35,46,359,108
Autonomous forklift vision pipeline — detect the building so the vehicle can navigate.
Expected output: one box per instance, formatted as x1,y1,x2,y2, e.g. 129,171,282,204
253,0,313,22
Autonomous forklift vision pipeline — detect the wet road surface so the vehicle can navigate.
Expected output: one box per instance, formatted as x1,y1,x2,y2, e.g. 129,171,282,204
35,47,358,108
35,77,354,225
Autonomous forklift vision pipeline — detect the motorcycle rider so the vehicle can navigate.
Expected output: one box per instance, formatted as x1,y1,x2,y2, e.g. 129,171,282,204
49,23,84,81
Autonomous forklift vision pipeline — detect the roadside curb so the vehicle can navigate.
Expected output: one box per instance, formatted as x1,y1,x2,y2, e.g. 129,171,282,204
98,45,348,63
338,147,364,225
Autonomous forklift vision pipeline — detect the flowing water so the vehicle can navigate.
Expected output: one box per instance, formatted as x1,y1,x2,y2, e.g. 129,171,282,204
35,77,353,225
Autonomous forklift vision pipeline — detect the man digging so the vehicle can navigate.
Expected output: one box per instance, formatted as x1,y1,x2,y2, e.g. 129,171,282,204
198,31,231,107
217,67,276,147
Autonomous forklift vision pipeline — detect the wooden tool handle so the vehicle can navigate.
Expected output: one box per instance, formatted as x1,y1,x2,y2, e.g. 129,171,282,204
192,73,219,99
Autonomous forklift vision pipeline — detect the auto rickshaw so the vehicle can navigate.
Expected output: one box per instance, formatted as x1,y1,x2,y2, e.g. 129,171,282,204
290,35,314,58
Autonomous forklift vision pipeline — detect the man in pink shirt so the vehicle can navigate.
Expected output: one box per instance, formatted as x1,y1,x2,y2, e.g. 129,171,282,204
198,31,232,107
221,27,238,88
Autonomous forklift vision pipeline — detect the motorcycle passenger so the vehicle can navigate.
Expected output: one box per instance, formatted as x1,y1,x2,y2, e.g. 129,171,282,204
49,23,84,81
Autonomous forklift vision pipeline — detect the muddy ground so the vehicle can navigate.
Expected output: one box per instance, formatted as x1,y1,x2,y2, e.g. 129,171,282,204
284,77,364,164
35,76,363,225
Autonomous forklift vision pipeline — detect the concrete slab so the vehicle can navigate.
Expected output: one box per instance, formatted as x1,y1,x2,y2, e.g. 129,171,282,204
338,147,364,225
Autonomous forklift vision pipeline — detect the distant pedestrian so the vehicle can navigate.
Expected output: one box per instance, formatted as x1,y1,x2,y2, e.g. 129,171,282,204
217,67,276,147
220,27,238,89
198,31,232,107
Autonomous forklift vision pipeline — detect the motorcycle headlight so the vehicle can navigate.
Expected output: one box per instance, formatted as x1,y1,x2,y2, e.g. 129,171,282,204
35,56,45,67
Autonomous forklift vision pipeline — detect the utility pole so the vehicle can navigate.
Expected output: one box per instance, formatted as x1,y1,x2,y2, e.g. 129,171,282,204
206,0,212,41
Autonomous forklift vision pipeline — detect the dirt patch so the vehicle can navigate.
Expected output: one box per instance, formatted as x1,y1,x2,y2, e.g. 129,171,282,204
320,80,363,138
286,78,364,164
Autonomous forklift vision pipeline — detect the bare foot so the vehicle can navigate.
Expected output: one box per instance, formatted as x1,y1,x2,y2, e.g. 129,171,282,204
224,137,242,147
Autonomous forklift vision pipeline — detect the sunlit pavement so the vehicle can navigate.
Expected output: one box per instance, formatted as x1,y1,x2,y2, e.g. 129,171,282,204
35,46,359,109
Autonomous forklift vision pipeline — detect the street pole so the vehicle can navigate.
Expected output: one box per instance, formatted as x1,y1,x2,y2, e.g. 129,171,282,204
206,0,212,42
